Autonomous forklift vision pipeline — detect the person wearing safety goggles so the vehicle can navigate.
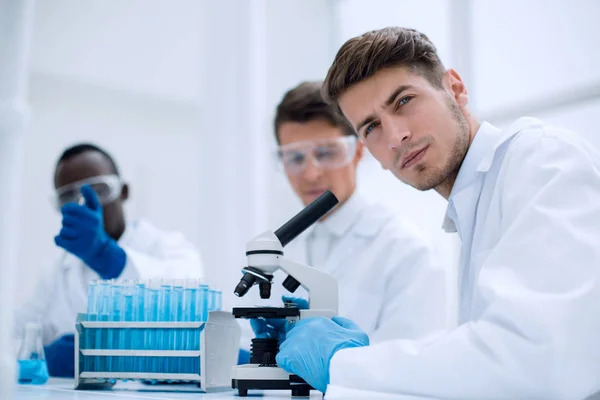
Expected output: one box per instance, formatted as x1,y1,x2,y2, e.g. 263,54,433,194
245,81,449,350
15,143,204,378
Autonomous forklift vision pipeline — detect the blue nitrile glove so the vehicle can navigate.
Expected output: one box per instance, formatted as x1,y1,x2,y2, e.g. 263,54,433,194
238,348,251,365
44,334,75,378
276,316,369,393
250,296,308,343
54,185,126,279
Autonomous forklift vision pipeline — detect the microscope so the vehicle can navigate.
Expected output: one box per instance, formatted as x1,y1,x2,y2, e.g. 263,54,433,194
231,190,340,397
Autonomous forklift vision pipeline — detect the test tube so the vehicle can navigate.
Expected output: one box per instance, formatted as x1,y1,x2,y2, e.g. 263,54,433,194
159,280,172,373
120,280,134,372
196,284,209,322
134,280,147,372
95,281,111,372
170,279,184,373
208,289,216,312
215,289,222,311
85,281,98,372
144,279,159,373
109,283,123,371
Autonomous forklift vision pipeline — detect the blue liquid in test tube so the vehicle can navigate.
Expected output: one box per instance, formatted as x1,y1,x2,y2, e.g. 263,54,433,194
110,284,123,371
121,283,134,372
159,282,172,373
85,281,98,372
144,285,159,372
215,290,222,311
96,281,111,372
134,282,146,372
171,281,184,373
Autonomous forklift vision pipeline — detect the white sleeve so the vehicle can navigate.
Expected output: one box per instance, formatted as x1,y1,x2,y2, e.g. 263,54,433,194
14,259,62,345
119,232,204,281
328,133,600,398
370,226,450,344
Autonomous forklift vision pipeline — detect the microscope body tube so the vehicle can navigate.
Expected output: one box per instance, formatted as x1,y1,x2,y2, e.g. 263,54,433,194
274,190,339,247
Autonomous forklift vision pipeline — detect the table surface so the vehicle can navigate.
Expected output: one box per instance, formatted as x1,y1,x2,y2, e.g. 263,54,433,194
13,378,325,399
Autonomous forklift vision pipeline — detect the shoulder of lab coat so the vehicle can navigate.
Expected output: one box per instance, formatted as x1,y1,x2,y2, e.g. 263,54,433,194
117,219,204,280
351,200,450,343
328,120,600,398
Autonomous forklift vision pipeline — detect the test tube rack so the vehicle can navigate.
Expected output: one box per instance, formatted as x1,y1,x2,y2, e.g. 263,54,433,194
74,310,241,393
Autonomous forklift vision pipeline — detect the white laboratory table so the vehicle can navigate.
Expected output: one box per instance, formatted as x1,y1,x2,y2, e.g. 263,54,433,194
13,378,324,399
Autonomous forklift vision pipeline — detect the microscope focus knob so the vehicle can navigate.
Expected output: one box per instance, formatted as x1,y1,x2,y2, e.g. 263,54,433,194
282,275,301,293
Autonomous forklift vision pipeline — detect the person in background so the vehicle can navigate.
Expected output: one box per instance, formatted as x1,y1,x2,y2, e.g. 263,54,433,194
275,27,600,398
15,143,204,377
245,81,450,351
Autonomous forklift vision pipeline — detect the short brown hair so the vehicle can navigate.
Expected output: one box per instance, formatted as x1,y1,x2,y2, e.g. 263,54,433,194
322,27,445,106
274,81,355,144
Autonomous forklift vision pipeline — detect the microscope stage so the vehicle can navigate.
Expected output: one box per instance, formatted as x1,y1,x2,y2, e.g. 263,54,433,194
232,307,300,319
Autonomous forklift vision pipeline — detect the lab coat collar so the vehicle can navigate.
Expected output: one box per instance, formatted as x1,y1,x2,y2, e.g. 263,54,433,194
312,191,368,238
442,121,503,233
441,117,544,233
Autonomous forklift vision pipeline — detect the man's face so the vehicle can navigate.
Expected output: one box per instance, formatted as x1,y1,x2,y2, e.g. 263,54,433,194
54,151,128,240
338,66,472,198
277,119,363,207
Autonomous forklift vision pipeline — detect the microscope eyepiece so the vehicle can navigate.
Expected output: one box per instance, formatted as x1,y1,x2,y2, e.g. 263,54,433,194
234,272,257,297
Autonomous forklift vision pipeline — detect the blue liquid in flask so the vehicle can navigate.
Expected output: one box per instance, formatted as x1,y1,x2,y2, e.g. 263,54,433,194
17,323,49,385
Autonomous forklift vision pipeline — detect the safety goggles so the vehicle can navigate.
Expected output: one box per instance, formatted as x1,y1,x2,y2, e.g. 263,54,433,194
276,136,358,176
53,174,123,211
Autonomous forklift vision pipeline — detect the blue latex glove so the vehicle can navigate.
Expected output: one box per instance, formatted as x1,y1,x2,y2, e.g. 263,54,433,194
250,296,308,343
54,185,126,279
237,348,251,365
276,316,369,393
44,334,75,378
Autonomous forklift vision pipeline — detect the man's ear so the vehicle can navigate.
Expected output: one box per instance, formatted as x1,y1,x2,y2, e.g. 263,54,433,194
353,139,364,165
120,183,129,202
444,68,469,108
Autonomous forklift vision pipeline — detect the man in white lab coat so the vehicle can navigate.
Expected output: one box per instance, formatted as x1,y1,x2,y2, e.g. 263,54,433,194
246,81,449,349
275,27,600,398
15,143,203,377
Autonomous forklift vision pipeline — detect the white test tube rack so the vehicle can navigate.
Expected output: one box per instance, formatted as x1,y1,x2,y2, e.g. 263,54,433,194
74,310,240,393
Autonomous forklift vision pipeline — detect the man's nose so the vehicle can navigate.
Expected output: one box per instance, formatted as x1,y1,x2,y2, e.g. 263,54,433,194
383,118,412,151
300,156,322,181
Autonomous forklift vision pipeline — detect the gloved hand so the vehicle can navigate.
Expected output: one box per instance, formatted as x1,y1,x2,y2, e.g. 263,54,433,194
54,185,126,279
44,334,75,378
276,316,369,393
250,296,308,343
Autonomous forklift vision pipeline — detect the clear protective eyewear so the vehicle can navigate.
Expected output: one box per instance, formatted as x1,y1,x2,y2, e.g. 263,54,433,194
53,174,123,211
276,136,358,176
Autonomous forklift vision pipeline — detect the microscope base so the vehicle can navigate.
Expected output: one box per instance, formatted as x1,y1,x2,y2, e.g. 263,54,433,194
231,365,313,397
232,377,312,397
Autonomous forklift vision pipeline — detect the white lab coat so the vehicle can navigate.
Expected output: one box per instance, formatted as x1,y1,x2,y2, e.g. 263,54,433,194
238,193,449,346
14,219,204,345
326,117,600,399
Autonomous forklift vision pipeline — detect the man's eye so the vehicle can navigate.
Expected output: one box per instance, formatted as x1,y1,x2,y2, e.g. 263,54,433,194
397,96,413,108
364,122,379,137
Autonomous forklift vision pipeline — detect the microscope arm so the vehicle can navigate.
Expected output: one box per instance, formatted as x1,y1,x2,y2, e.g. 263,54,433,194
278,257,338,319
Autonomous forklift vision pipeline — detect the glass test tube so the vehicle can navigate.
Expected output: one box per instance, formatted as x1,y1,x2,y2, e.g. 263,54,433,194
96,281,111,372
134,280,147,372
159,280,172,373
120,280,134,372
144,279,160,373
171,279,184,373
85,281,98,372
